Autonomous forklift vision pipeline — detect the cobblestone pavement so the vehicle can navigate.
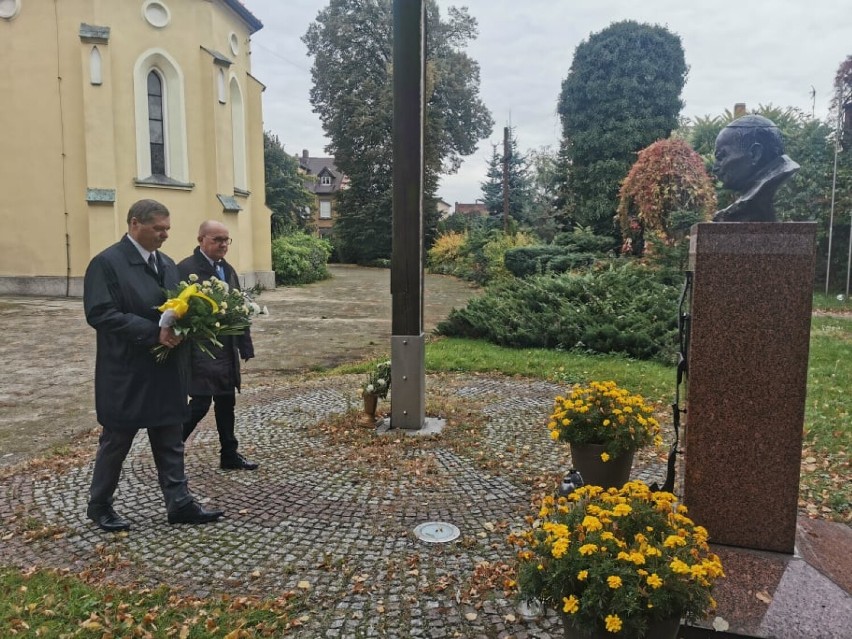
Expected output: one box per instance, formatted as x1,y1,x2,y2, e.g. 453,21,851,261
0,372,669,638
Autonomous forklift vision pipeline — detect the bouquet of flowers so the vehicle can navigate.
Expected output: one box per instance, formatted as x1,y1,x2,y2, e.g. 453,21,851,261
360,360,391,399
510,481,724,637
151,275,259,362
548,381,662,459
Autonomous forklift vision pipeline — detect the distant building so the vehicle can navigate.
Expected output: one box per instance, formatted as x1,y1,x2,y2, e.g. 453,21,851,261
436,198,452,219
0,0,274,294
297,150,348,239
454,202,489,218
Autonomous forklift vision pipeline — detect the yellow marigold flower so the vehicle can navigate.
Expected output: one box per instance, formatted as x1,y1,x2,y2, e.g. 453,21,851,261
552,538,569,559
549,430,560,441
579,544,598,556
664,535,687,548
647,573,663,589
582,515,603,531
562,418,570,426
612,503,632,517
670,558,690,574
600,531,615,541
562,595,580,614
690,564,708,579
644,546,661,557
637,568,648,576
630,552,646,565
603,419,611,426
607,575,622,589
577,570,588,581
617,551,631,561
605,614,623,633
600,452,610,462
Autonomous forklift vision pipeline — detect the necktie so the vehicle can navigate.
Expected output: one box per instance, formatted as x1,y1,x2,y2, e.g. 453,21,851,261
215,261,225,281
147,252,158,274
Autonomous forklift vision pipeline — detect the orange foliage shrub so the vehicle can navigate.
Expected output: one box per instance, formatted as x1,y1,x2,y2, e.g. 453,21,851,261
617,138,716,241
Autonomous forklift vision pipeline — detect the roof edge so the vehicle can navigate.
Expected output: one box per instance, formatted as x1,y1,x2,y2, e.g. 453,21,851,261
221,0,263,34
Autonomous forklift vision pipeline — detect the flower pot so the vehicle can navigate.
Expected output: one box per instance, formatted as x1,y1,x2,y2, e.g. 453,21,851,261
561,612,680,639
569,443,634,489
363,393,378,419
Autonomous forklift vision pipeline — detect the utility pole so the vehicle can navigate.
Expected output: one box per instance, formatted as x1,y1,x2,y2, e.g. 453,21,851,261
502,126,509,233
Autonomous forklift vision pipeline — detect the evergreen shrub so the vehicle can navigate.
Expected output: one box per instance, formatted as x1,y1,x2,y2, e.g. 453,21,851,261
271,233,332,285
503,246,597,278
436,263,679,363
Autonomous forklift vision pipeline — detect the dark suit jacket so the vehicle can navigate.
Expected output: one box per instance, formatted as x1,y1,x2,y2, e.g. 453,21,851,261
176,246,254,395
83,235,189,430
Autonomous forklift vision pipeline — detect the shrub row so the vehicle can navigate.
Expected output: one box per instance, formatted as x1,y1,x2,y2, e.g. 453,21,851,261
436,263,680,363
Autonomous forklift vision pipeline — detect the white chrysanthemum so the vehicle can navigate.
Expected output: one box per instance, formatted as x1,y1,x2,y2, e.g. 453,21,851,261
188,274,198,282
221,301,228,310
365,384,375,394
376,379,386,388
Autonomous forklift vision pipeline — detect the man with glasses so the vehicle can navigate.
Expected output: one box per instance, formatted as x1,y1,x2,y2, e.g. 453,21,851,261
177,221,258,470
83,199,225,530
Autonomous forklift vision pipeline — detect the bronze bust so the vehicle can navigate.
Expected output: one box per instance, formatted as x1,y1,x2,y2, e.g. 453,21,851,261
712,114,800,222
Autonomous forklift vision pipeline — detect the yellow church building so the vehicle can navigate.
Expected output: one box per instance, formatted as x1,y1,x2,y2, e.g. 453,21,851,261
0,0,274,295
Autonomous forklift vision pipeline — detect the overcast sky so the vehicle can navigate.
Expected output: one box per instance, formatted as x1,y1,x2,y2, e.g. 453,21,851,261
246,0,851,208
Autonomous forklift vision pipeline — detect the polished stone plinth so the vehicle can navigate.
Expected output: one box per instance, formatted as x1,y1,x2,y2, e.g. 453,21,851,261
683,518,852,639
683,223,817,553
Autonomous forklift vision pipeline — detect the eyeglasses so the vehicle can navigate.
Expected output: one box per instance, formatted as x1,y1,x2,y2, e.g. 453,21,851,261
207,236,232,245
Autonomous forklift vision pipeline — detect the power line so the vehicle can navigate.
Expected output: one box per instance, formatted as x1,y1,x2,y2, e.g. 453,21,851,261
251,40,311,73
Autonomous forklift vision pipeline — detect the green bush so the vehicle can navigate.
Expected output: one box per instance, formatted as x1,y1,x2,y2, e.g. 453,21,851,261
503,245,598,277
436,263,679,363
271,232,332,285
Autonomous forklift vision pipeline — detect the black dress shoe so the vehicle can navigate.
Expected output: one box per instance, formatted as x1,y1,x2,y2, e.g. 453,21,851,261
87,505,131,532
220,453,258,470
167,500,224,525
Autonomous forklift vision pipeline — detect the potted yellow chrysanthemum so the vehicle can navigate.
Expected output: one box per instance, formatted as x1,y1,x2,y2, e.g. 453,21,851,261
547,381,662,488
510,481,724,639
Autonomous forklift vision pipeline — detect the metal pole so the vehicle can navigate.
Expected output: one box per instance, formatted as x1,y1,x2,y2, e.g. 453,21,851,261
846,209,851,297
390,0,425,430
826,86,843,295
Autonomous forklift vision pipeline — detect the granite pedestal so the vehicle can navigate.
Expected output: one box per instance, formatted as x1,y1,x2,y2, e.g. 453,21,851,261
683,222,817,553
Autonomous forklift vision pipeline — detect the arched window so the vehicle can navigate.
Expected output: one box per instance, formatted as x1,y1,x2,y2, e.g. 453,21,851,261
89,46,103,85
147,71,166,175
133,49,189,183
230,76,246,191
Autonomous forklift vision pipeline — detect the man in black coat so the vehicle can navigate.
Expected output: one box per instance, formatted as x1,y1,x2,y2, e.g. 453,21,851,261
83,199,225,531
177,220,258,470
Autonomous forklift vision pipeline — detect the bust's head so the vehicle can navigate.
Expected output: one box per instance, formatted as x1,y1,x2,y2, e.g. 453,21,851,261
712,115,785,193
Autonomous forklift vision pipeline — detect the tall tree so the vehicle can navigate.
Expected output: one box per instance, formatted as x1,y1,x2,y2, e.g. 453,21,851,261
526,146,562,241
479,128,531,224
558,21,687,237
263,132,316,236
303,0,493,263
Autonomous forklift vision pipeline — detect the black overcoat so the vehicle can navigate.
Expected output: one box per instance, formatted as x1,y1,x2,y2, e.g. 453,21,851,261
176,247,254,395
83,236,190,431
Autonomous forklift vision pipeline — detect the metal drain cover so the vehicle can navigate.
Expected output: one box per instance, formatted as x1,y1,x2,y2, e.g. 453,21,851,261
413,521,460,543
